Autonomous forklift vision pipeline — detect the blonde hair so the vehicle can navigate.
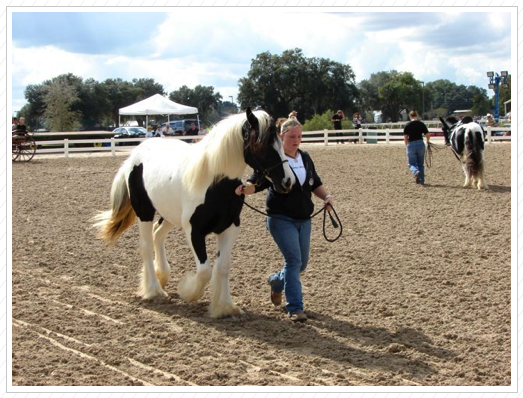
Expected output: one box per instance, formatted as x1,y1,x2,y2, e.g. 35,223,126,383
409,110,419,119
280,118,302,135
183,110,273,192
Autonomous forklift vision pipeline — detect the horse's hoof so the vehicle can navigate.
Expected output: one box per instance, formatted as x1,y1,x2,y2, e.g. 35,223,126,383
140,287,168,300
155,271,170,289
209,304,243,318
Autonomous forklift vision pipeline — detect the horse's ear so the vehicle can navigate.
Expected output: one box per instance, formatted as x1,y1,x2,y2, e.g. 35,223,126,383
246,107,259,132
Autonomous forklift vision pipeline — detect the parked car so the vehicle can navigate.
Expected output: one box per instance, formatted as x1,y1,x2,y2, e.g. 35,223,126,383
161,119,200,136
112,127,147,145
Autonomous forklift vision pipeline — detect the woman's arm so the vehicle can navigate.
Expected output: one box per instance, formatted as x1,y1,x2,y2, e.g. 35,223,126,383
313,185,334,210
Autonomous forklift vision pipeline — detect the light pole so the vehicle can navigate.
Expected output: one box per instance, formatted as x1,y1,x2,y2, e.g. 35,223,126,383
486,71,509,121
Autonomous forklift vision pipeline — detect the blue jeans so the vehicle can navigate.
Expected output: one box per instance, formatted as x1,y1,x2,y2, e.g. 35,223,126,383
266,215,312,314
406,140,425,184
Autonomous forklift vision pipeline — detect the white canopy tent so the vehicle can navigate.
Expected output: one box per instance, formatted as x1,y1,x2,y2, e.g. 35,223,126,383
118,94,199,128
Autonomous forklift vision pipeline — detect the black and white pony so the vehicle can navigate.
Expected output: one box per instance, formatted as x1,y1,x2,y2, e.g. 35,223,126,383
94,109,295,317
441,117,488,190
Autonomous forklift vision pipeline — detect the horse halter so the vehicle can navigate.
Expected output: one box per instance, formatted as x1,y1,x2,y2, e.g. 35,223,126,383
249,156,289,185
242,121,289,185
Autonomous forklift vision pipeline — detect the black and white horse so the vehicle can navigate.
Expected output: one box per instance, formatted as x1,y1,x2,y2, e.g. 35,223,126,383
441,117,488,190
94,109,295,317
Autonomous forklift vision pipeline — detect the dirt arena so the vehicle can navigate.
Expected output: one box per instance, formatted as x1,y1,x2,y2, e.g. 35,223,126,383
12,142,511,387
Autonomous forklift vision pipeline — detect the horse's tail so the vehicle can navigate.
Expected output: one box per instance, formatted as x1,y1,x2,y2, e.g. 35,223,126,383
464,128,482,178
93,163,136,244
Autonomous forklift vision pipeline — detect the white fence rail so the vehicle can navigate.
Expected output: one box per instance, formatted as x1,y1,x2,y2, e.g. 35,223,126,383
29,127,511,157
32,135,204,157
301,126,511,145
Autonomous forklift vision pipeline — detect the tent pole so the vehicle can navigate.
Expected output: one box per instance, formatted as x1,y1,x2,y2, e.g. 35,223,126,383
146,115,149,128
118,114,121,128
197,115,200,128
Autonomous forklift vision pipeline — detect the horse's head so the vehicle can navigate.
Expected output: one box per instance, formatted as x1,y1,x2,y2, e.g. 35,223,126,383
440,116,460,145
242,108,295,193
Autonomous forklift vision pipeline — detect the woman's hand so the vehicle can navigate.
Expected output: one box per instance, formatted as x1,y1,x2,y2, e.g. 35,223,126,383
324,195,334,211
235,183,255,196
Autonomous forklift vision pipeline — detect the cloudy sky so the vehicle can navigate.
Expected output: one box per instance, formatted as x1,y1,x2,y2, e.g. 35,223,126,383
11,8,513,113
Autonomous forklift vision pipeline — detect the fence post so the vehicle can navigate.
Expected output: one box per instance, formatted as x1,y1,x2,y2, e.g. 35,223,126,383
111,138,115,156
324,129,329,146
359,129,363,145
64,139,69,158
386,130,390,145
487,126,492,144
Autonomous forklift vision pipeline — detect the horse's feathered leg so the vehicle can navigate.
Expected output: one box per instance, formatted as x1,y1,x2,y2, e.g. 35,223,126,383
209,225,242,318
153,218,174,288
475,130,488,190
138,221,167,299
462,161,472,187
478,164,488,190
126,163,166,299
178,228,212,302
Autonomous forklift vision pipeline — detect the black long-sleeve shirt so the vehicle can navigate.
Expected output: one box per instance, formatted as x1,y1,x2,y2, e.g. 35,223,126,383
247,150,323,220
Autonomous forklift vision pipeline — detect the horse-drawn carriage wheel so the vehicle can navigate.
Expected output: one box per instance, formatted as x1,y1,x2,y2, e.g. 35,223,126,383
11,137,36,162
12,143,20,161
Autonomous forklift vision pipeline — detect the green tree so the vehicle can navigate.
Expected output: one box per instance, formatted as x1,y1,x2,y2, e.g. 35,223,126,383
43,78,82,132
471,94,490,116
425,79,488,114
498,75,511,116
237,48,358,121
358,71,423,122
101,78,145,125
217,100,238,117
22,84,48,129
169,85,222,121
132,78,165,98
76,78,111,129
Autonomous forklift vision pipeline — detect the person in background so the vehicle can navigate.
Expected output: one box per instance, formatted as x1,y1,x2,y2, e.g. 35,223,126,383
403,110,430,185
163,123,174,136
145,125,154,138
486,113,498,127
198,124,207,136
154,124,163,137
288,110,298,119
235,118,335,323
182,123,199,143
12,117,18,131
352,112,362,128
14,117,27,134
184,123,199,136
331,110,345,144
352,112,363,144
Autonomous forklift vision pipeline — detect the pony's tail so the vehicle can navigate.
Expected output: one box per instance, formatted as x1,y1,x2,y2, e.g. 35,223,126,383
93,165,136,244
465,130,481,177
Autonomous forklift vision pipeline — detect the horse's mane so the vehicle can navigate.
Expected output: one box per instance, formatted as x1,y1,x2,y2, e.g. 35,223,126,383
183,110,273,193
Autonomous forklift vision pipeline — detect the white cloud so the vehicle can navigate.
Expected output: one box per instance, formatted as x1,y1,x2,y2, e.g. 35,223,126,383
13,45,105,85
11,10,513,110
151,9,276,62
12,43,245,100
487,12,509,31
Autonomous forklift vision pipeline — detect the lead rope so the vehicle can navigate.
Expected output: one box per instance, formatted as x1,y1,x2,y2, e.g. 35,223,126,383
242,200,343,243
425,141,454,168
